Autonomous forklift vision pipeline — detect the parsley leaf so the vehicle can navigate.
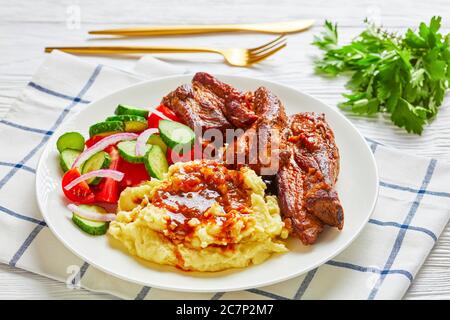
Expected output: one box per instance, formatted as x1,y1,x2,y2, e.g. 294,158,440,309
313,17,450,134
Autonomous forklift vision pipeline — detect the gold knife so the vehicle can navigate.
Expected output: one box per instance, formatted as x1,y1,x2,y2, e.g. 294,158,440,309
89,19,314,36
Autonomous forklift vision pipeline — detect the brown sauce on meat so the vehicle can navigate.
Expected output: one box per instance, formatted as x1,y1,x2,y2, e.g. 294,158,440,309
288,133,317,152
150,161,252,245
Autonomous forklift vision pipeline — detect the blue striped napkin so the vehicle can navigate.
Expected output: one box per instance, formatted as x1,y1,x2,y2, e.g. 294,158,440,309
1,51,449,300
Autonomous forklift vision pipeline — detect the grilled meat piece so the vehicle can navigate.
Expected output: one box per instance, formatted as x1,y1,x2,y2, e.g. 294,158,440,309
162,72,258,133
162,83,232,132
253,86,287,125
228,87,287,175
277,112,343,244
276,156,324,245
289,113,343,229
192,72,258,128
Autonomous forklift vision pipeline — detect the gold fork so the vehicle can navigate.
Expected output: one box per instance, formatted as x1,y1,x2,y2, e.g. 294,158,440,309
44,35,287,67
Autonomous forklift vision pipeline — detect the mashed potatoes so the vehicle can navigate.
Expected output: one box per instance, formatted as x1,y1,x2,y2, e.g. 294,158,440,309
108,160,288,272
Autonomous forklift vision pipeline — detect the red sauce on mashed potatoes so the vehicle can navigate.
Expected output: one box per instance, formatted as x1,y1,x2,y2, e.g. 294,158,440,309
150,160,252,244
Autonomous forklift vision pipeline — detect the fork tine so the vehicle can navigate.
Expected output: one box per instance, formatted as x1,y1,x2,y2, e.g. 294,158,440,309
248,43,287,65
249,34,286,52
250,37,287,55
249,41,287,60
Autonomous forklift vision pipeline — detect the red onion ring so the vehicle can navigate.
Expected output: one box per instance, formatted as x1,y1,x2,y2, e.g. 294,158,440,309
148,106,171,120
67,204,116,222
135,128,159,157
64,169,124,191
71,132,138,168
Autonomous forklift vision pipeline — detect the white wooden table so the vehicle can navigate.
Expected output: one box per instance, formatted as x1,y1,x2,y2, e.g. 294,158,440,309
0,0,449,299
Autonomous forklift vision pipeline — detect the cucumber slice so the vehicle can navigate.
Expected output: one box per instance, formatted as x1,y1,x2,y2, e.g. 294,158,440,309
115,104,149,118
158,120,195,152
117,140,151,163
89,121,124,137
147,134,168,153
144,145,169,180
81,151,111,185
71,205,109,236
59,149,81,172
105,115,148,133
56,132,85,153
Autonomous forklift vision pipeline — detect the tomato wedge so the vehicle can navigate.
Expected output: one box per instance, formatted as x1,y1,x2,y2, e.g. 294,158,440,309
93,146,120,203
148,104,181,128
118,159,150,187
62,168,95,204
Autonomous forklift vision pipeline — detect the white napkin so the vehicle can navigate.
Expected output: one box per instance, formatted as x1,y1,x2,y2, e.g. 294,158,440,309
1,51,449,300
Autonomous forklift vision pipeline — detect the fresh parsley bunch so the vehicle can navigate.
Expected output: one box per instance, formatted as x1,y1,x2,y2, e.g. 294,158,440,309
313,17,450,134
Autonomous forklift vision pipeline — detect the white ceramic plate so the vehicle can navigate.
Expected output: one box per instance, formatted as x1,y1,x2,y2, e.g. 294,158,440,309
36,74,378,293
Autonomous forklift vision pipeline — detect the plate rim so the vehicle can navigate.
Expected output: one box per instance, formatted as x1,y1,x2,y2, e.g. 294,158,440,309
36,73,379,293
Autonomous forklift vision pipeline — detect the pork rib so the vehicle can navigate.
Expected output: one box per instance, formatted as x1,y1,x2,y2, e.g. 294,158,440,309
161,83,232,132
276,156,324,245
162,72,257,132
192,72,257,128
277,112,343,244
228,87,287,175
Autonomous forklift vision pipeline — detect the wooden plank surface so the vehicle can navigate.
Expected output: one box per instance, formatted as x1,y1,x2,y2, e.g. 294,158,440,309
0,0,449,299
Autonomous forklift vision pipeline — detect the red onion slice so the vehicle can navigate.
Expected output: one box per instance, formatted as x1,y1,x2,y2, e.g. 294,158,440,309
135,128,159,157
64,169,124,191
148,106,171,120
67,204,116,222
71,132,138,168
